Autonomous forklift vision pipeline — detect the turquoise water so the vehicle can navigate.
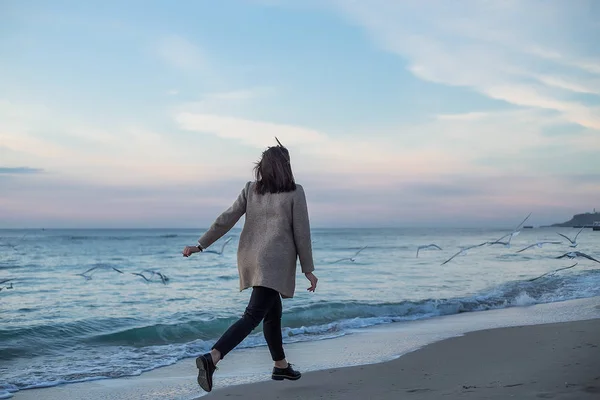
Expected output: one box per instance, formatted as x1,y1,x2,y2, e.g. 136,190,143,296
1,227,599,398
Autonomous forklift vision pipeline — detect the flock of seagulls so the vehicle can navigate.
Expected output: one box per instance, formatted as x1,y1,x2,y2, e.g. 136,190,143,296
1,215,598,290
317,212,598,282
408,212,600,267
75,265,170,285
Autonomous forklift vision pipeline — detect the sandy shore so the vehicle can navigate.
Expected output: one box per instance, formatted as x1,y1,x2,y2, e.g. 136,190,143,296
205,318,600,400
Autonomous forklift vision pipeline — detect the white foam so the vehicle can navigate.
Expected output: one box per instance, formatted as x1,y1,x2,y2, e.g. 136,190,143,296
0,390,13,399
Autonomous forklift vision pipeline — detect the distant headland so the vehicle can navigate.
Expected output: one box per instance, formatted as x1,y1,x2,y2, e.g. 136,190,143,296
546,210,600,227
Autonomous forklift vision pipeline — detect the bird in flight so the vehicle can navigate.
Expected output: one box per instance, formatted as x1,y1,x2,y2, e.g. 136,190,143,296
132,269,170,285
131,272,150,282
331,246,368,263
441,242,488,265
76,265,124,280
416,244,442,258
556,226,586,248
528,263,578,282
516,241,562,253
489,212,532,246
555,251,600,264
202,237,233,255
2,232,28,250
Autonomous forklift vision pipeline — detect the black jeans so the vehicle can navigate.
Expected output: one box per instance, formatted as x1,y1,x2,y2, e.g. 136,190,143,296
213,286,285,361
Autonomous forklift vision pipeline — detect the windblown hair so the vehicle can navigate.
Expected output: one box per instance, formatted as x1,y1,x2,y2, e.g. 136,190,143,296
253,140,296,195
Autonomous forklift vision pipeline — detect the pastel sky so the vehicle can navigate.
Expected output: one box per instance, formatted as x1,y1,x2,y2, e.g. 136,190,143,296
1,0,599,228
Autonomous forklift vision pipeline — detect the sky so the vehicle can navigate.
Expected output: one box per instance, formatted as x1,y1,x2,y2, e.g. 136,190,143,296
1,0,599,229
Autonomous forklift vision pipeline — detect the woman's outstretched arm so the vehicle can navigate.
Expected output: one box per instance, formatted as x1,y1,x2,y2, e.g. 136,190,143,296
197,182,250,250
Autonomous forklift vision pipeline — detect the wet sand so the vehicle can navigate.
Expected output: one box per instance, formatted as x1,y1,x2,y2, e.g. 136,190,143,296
205,318,600,399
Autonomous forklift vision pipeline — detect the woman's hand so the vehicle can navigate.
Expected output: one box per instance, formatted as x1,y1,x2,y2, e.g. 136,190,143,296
305,272,318,292
182,246,201,257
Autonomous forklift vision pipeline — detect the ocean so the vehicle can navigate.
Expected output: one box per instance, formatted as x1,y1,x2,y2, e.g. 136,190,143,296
1,227,599,398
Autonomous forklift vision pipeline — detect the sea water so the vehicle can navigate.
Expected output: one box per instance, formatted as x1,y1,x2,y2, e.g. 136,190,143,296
1,227,599,398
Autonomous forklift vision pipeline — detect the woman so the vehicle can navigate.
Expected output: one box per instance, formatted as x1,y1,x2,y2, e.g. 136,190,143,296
182,138,318,393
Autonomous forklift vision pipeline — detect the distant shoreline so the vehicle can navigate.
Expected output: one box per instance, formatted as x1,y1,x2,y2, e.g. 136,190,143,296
543,211,600,228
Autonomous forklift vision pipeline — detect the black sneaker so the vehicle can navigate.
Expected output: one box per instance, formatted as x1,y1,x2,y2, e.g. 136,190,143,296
196,353,217,392
272,363,301,381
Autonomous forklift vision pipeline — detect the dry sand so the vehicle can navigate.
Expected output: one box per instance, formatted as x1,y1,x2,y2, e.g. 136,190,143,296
204,318,600,400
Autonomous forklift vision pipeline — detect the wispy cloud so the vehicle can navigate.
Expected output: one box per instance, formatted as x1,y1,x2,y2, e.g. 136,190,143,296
0,100,239,185
330,0,600,130
172,111,481,188
156,35,206,70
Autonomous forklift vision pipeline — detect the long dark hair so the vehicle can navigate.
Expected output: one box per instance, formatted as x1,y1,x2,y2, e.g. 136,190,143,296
253,138,296,194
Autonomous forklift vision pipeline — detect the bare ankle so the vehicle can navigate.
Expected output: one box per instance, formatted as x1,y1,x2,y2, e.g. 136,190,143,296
210,349,221,365
274,359,288,368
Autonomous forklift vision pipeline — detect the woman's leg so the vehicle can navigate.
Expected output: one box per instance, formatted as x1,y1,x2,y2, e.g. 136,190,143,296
263,293,287,366
211,286,279,363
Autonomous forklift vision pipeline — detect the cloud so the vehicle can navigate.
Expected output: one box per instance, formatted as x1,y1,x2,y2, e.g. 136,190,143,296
173,111,477,182
329,0,600,130
0,99,242,185
0,167,44,174
175,112,327,148
156,35,206,70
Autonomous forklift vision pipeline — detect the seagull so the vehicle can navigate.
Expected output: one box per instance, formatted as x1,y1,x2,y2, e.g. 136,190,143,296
76,265,124,280
490,212,532,245
141,269,170,285
4,233,28,249
416,244,442,258
202,237,233,255
131,272,151,282
556,226,585,248
485,234,513,248
441,242,488,265
331,246,368,263
555,251,600,264
516,241,563,253
528,263,578,282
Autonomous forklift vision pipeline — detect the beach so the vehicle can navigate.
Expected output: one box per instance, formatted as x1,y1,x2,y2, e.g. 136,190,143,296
205,318,600,400
10,296,600,400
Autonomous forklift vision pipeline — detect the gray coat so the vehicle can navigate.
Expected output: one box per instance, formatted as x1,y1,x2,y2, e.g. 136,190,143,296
198,181,315,298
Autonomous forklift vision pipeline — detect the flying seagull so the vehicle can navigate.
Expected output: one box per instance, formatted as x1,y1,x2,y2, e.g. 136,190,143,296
141,269,170,285
76,265,124,280
202,237,233,255
131,272,150,282
441,242,488,266
4,233,28,250
416,244,442,258
485,233,514,247
555,251,600,264
528,263,578,282
331,246,368,264
516,241,563,253
489,212,532,245
556,226,585,248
